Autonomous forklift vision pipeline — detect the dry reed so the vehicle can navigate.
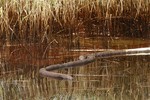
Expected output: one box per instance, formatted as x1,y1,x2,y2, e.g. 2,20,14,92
0,0,149,45
0,1,149,99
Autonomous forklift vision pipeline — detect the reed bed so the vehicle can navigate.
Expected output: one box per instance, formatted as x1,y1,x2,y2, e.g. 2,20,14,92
0,1,150,99
0,0,149,45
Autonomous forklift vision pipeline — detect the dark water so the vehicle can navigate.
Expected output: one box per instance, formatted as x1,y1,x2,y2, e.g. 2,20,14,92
0,37,150,100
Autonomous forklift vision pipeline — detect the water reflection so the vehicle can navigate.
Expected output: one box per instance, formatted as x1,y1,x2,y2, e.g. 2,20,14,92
0,37,150,100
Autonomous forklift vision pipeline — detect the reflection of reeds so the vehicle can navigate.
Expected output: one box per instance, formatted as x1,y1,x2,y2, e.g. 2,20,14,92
0,0,149,45
0,1,149,99
0,41,150,99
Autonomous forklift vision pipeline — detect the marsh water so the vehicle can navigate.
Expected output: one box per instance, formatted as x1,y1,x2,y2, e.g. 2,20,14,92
0,36,150,100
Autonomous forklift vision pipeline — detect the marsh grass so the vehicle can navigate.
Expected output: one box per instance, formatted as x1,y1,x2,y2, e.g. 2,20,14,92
0,0,149,45
0,0,150,99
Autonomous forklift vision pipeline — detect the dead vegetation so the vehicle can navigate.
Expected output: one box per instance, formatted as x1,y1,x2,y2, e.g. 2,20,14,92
0,0,149,46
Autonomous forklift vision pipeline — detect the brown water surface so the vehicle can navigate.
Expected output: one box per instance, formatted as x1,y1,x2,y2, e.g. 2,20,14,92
0,37,150,100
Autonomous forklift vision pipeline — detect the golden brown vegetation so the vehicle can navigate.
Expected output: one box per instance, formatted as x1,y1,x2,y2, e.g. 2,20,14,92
0,0,149,45
0,1,150,99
